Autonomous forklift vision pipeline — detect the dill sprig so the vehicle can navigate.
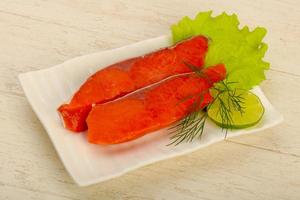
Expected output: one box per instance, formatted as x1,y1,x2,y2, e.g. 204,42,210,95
209,80,246,137
168,111,208,146
168,94,208,146
168,64,245,146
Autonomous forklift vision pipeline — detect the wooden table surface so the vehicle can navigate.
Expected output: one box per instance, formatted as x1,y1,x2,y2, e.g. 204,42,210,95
1,0,300,199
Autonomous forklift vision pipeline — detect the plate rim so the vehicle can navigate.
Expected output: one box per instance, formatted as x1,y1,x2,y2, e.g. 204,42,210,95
18,35,284,186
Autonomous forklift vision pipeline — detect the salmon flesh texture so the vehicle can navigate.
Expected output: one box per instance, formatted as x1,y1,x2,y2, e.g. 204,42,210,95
58,36,208,132
86,64,226,144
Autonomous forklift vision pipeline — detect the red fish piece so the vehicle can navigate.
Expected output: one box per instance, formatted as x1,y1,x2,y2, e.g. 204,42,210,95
86,64,226,144
58,36,208,132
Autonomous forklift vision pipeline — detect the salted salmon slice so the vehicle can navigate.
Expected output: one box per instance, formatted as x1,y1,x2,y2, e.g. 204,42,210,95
129,36,208,88
86,64,226,144
58,36,208,132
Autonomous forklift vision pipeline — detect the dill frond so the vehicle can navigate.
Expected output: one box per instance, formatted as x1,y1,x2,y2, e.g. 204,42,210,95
168,64,245,146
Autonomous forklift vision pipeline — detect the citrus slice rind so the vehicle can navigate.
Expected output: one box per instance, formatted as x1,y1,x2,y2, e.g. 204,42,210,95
208,90,264,129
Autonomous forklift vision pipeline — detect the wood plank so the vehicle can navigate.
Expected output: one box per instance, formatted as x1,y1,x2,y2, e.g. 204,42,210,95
0,185,75,200
1,0,300,199
0,0,299,76
229,70,300,156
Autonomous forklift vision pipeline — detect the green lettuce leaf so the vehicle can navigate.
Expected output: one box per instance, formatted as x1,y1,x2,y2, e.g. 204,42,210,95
171,11,270,90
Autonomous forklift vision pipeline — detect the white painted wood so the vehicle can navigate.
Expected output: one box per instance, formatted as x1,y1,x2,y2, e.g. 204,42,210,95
0,0,299,199
229,70,300,156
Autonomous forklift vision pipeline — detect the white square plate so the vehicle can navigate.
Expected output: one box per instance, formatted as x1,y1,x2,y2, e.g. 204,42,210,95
19,35,283,186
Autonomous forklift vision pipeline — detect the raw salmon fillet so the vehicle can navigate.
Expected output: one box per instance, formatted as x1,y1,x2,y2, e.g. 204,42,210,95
86,64,226,144
58,36,208,132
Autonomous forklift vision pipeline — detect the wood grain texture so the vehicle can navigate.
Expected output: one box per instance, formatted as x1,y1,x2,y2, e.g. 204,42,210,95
0,0,299,199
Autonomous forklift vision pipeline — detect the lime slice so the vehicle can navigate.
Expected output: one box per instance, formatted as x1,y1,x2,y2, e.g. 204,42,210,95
207,90,264,129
